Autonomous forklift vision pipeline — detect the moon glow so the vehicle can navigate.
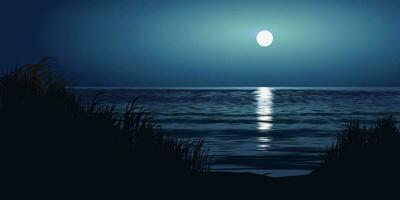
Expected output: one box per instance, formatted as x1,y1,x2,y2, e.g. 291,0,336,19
256,30,273,47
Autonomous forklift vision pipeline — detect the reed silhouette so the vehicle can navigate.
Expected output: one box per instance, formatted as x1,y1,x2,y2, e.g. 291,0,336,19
0,58,211,195
309,116,400,195
316,116,400,174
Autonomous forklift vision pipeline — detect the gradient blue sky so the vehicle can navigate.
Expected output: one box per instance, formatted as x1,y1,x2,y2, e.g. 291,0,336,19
1,0,399,86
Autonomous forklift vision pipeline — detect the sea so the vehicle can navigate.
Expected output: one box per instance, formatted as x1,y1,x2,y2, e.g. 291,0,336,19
70,87,400,177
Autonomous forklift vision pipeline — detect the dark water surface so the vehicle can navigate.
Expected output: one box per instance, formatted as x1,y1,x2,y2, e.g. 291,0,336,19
71,87,400,177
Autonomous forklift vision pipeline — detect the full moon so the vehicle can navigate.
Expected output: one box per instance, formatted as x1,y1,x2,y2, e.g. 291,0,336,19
256,30,273,47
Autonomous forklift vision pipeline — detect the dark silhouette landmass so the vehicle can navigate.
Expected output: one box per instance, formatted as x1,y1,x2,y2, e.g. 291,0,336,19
1,59,399,198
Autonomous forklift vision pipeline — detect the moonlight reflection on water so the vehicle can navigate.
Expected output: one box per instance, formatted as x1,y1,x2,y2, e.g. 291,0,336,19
255,87,273,150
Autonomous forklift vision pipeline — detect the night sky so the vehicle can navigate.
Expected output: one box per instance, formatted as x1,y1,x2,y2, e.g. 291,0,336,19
1,0,399,86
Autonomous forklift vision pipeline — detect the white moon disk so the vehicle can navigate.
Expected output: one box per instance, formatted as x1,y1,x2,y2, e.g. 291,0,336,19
256,30,273,47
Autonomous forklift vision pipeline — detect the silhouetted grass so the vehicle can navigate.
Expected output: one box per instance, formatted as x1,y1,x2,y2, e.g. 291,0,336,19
0,58,211,190
314,116,400,181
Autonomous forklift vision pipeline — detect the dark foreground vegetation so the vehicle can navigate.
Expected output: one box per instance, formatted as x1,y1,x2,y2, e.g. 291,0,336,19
309,117,400,197
315,117,400,177
1,59,211,196
1,59,400,197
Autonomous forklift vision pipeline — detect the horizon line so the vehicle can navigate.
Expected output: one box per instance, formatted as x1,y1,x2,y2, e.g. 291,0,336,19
67,86,400,90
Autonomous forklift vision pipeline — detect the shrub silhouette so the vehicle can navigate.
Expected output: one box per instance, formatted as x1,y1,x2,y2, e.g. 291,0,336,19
0,58,211,191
